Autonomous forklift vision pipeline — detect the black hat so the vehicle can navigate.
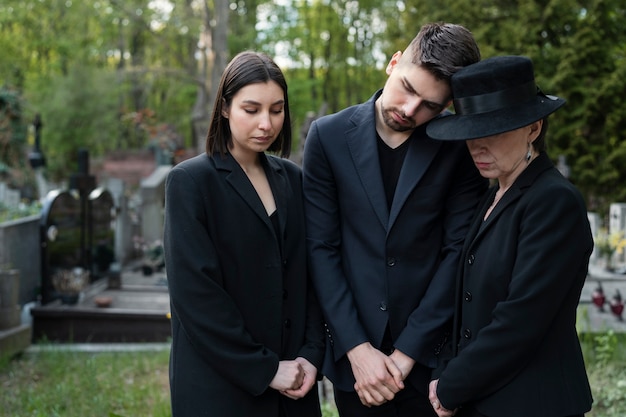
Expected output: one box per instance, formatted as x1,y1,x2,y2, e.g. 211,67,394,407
427,55,565,141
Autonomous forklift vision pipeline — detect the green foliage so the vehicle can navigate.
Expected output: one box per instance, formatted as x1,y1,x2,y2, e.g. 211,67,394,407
585,348,626,416
587,362,626,417
577,328,626,417
0,346,339,417
27,66,121,181
321,400,340,417
0,86,27,175
0,200,41,223
1,339,624,417
0,348,171,417
263,0,391,134
593,329,619,365
0,0,625,208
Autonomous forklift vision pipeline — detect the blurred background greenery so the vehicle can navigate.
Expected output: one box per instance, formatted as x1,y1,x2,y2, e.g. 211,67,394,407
1,0,625,217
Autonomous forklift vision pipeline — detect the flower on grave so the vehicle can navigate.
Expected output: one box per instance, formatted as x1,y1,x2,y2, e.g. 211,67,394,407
144,239,164,262
133,236,164,262
51,267,90,294
594,228,626,269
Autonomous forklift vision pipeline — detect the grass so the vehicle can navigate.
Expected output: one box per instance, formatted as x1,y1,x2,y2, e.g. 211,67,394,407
0,347,171,417
1,333,625,417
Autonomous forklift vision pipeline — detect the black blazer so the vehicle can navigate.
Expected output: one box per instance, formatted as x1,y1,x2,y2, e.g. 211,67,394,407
164,152,325,417
437,153,593,417
302,91,487,392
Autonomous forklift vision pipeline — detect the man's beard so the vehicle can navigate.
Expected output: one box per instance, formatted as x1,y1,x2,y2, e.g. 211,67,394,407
380,103,415,132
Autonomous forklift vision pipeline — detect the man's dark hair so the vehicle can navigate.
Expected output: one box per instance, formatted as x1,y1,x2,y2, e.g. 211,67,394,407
405,22,481,81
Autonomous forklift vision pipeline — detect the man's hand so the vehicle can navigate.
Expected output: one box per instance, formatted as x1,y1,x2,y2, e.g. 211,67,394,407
281,357,318,400
347,342,404,407
389,349,415,380
428,379,457,417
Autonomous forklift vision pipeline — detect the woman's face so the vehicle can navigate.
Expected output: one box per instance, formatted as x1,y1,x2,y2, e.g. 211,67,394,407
465,121,542,184
223,81,285,156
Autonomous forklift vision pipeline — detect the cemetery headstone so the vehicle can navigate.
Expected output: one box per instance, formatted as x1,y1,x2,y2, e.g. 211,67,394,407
89,187,115,279
40,190,82,304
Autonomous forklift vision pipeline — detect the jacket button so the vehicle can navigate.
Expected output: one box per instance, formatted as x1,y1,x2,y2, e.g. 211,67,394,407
468,254,475,265
284,319,291,328
464,291,472,302
379,302,388,311
386,257,396,267
463,328,472,339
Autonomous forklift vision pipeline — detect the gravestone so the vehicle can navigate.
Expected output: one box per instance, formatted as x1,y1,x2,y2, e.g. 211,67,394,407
101,177,133,265
89,187,115,280
588,212,601,262
0,182,20,209
40,190,82,304
610,203,626,266
140,165,170,244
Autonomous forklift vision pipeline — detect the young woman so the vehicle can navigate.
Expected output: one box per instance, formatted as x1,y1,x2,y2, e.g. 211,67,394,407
164,51,325,417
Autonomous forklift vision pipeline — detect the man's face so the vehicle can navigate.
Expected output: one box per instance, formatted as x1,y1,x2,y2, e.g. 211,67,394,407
378,52,451,132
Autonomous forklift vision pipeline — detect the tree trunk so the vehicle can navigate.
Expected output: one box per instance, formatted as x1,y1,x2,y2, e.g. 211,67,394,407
192,0,230,154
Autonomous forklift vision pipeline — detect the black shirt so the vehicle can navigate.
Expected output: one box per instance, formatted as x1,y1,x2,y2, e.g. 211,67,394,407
377,134,410,209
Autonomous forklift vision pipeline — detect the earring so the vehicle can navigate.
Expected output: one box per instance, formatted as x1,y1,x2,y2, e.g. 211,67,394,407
525,144,532,162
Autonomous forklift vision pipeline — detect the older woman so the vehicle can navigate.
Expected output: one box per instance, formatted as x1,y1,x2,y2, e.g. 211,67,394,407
426,55,593,417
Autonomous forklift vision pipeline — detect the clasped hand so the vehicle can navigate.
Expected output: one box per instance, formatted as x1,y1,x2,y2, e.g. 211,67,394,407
428,379,457,417
347,342,414,407
269,357,318,400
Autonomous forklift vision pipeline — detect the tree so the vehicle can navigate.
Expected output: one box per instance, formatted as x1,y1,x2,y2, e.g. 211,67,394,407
0,0,624,212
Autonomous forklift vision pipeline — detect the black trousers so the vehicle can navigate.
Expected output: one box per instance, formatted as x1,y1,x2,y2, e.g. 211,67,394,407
457,407,585,417
333,382,437,417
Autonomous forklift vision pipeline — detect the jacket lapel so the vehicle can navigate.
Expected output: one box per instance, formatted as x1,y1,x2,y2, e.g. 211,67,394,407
214,153,276,233
264,154,288,243
468,152,555,247
389,126,442,229
346,93,389,230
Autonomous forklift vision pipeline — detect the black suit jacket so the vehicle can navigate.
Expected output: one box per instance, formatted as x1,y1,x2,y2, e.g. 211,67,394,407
302,91,487,392
164,152,325,417
437,152,593,416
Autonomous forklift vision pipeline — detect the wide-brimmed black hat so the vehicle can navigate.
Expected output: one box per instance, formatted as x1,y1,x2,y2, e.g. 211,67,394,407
427,55,565,141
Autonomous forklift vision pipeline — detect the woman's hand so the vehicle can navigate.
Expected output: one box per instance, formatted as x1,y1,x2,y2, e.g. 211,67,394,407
281,357,318,400
429,379,457,417
270,360,304,393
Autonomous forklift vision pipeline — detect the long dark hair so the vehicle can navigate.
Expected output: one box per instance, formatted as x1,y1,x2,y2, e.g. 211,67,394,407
205,51,292,158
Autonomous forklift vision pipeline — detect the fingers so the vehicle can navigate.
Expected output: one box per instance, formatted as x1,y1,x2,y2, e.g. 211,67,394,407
280,389,302,400
385,355,405,390
282,357,318,399
281,374,314,400
269,360,305,392
428,379,439,404
352,363,400,404
388,349,415,383
272,357,320,398
347,343,403,406
429,379,456,417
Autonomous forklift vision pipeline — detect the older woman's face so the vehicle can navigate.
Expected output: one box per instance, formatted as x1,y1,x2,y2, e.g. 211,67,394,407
465,121,542,183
